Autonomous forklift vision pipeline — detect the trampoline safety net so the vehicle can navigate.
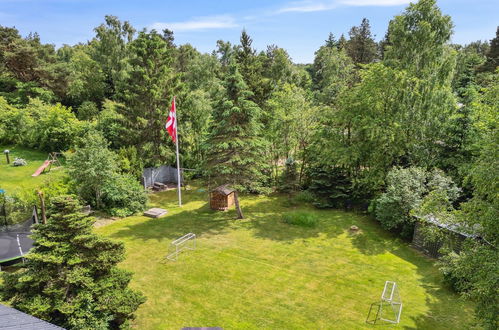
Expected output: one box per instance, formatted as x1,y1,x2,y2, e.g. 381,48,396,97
0,217,35,264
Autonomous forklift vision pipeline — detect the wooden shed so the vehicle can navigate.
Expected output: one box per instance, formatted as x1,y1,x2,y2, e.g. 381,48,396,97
210,185,235,211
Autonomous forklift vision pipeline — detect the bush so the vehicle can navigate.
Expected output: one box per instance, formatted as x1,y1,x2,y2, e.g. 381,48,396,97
372,167,427,237
117,146,143,180
1,194,32,225
101,173,148,217
27,100,82,152
372,167,460,238
67,131,147,216
282,211,319,227
77,101,99,120
306,165,355,209
0,97,82,151
0,96,32,145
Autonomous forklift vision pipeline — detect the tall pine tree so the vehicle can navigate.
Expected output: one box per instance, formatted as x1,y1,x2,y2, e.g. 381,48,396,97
478,26,499,72
205,59,268,218
235,30,271,107
346,18,378,65
118,29,180,167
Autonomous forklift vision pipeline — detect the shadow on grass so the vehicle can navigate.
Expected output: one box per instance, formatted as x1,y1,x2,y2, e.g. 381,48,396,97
108,203,236,242
346,217,475,329
109,192,348,244
105,190,474,328
402,284,476,329
246,211,345,243
350,229,404,256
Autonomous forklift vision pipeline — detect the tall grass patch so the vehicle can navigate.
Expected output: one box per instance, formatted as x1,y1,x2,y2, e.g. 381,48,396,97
282,211,318,227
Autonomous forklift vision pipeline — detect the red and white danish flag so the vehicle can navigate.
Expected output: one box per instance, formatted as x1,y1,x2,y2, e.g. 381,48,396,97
165,97,177,142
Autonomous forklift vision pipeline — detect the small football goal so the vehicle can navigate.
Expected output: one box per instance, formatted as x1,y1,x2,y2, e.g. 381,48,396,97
166,233,196,261
366,281,403,324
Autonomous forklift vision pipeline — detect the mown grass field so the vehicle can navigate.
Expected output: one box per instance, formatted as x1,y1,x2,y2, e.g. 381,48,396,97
0,145,65,194
96,188,477,329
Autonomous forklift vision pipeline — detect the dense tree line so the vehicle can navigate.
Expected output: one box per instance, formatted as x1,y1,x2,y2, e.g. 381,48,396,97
0,0,498,327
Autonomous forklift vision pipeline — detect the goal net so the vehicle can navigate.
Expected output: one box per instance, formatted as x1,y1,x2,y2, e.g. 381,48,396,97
379,281,402,324
166,233,196,261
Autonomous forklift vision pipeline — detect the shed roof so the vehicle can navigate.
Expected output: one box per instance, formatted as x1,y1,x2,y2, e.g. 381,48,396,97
0,304,64,329
417,215,477,238
211,184,235,195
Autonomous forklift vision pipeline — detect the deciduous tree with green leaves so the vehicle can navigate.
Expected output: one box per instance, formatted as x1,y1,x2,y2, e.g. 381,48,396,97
312,41,354,105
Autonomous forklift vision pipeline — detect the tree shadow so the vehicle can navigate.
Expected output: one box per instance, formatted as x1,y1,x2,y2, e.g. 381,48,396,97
347,218,477,328
107,203,235,242
402,284,478,329
349,228,404,256
106,190,474,328
243,198,349,242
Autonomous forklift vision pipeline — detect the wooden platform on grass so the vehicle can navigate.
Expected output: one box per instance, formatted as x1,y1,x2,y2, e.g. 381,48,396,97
143,208,168,218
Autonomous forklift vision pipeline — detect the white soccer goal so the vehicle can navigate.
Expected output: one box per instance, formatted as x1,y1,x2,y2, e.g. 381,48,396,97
379,281,403,324
366,281,403,325
166,233,196,261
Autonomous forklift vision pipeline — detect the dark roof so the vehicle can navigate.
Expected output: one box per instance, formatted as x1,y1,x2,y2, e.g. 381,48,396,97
0,304,64,329
211,184,235,195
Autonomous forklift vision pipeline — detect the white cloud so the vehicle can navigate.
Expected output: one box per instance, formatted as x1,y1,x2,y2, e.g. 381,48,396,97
149,15,237,32
276,0,410,14
277,1,337,13
339,0,410,6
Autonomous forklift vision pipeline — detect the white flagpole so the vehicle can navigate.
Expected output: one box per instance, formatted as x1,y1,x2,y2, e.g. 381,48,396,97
174,96,182,206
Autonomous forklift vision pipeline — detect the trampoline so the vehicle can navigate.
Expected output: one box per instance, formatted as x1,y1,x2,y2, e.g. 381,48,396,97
0,215,36,266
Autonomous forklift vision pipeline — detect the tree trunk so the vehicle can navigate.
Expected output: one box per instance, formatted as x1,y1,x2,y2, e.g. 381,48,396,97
234,191,244,219
37,190,47,224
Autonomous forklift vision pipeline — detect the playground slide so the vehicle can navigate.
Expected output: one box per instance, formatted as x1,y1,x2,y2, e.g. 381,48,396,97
31,160,51,177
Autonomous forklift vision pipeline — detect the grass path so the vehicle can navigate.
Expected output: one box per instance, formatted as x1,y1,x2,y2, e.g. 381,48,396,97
97,189,477,329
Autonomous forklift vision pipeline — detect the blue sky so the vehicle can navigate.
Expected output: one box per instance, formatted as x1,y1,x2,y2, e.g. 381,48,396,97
1,0,497,63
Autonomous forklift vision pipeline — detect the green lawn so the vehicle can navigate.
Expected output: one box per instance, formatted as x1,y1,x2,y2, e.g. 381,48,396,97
0,145,65,194
96,189,477,329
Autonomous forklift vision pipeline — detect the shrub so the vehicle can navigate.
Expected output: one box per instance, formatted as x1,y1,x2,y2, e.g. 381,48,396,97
0,96,33,145
2,194,32,225
372,167,427,237
306,165,355,209
66,131,117,208
117,146,143,180
67,131,147,216
283,190,316,207
372,167,460,238
102,173,148,217
282,211,319,227
77,101,99,120
27,100,82,152
0,98,82,151
96,100,127,149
